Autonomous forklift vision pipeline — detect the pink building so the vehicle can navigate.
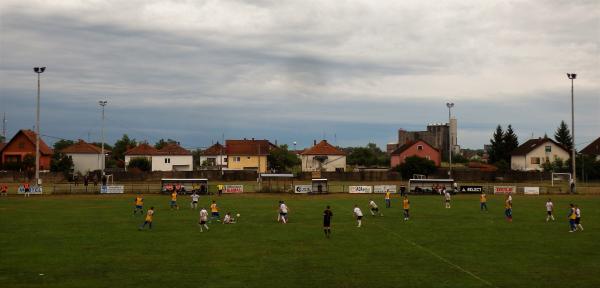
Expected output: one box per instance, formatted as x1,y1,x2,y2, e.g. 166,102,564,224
390,140,441,167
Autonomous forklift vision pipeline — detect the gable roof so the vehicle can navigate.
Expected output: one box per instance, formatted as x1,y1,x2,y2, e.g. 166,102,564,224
201,142,225,156
581,137,600,156
0,129,53,155
301,140,346,156
60,140,106,154
226,139,275,155
511,138,569,156
159,143,191,156
124,143,161,156
390,140,438,155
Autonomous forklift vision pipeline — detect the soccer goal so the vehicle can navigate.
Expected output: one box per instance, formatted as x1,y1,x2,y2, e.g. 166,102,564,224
551,173,571,187
412,174,426,179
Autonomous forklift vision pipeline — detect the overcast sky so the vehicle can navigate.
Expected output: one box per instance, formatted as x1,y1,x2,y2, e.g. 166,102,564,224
1,0,598,150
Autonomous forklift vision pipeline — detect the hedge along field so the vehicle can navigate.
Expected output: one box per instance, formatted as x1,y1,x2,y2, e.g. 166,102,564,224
0,194,599,288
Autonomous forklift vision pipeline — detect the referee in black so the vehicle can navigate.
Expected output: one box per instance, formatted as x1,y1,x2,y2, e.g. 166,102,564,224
323,205,333,238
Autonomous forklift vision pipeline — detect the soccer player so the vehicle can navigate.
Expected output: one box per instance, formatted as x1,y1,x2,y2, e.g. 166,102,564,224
223,212,236,224
369,199,383,216
133,195,144,215
210,200,220,222
444,190,451,209
190,192,200,209
384,190,391,208
575,205,583,231
353,204,363,227
323,205,333,238
568,204,577,232
279,200,289,224
170,191,179,210
480,192,488,211
139,206,154,230
199,207,209,232
504,195,513,222
545,198,555,222
23,182,30,198
218,184,224,196
0,184,8,196
402,196,410,221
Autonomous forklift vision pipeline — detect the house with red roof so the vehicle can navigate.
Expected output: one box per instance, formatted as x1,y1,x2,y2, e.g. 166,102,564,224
300,140,346,172
60,140,109,174
580,137,600,161
390,140,441,167
225,139,276,173
510,138,570,171
124,142,193,171
199,142,226,169
0,129,53,170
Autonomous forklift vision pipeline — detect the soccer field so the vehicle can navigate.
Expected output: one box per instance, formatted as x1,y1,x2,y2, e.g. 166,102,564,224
1,194,599,288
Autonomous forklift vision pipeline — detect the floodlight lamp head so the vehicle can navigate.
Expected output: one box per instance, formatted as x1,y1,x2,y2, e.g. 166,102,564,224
446,102,454,108
40,67,46,72
33,67,39,73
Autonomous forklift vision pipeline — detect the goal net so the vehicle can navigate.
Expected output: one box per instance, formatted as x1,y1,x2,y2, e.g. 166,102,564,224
551,173,571,187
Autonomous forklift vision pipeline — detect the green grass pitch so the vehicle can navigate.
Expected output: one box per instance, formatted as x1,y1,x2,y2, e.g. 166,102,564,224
1,194,599,288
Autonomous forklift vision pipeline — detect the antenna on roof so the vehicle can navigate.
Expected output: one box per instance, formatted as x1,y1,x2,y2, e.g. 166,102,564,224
2,112,6,143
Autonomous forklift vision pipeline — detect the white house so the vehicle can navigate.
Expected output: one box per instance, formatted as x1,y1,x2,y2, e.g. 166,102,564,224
152,143,193,171
510,138,570,171
60,140,108,174
124,143,159,170
199,142,227,169
300,140,346,172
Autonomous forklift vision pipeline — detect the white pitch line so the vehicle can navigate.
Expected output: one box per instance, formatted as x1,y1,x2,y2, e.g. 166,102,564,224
375,224,497,288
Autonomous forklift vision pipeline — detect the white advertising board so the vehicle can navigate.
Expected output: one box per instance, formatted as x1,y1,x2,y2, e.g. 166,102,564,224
349,186,373,194
373,185,397,193
18,185,43,194
294,185,312,194
523,187,540,195
100,185,124,194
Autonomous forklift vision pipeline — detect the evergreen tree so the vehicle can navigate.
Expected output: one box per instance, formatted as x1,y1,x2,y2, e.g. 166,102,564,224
112,134,137,161
503,125,519,162
488,125,504,164
554,120,573,150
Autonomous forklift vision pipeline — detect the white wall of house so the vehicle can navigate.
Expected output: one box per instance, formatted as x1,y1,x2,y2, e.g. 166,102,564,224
152,155,193,171
511,142,570,171
199,155,227,167
67,153,103,174
301,155,346,172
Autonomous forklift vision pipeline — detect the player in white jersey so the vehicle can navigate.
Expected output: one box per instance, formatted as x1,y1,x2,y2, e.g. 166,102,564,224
353,205,363,227
444,191,451,208
368,200,383,216
198,208,209,232
278,201,289,224
575,205,583,231
223,212,236,224
545,198,555,222
190,192,200,209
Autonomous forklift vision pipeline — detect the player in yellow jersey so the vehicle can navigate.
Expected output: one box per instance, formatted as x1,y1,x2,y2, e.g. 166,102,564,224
133,195,144,215
210,200,220,222
402,196,410,221
218,184,224,196
480,192,488,211
504,195,512,222
385,190,392,208
170,191,179,210
139,206,154,230
568,204,577,232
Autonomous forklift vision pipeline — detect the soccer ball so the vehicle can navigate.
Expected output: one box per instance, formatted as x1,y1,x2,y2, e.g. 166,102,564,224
236,213,240,217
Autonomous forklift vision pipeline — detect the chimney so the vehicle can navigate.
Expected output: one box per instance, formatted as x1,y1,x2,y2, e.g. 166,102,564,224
252,137,254,141
275,140,277,145
244,138,247,140
314,140,317,146
323,140,327,143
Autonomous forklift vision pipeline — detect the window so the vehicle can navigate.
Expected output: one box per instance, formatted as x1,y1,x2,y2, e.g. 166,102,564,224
247,156,251,159
425,156,431,160
545,146,551,153
164,158,170,164
531,157,540,164
224,157,228,163
417,145,423,151
234,156,241,162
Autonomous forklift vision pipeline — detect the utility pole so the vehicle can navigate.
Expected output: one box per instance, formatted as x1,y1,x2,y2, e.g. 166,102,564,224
33,66,46,186
99,100,108,176
567,73,577,192
446,102,454,179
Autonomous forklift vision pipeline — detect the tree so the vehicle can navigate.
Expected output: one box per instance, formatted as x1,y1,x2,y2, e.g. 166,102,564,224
488,125,504,164
554,121,573,150
503,125,519,159
50,153,74,175
92,142,114,151
0,135,5,143
268,144,301,172
394,156,437,178
346,143,390,167
155,138,178,150
53,139,75,151
112,134,137,161
127,157,151,172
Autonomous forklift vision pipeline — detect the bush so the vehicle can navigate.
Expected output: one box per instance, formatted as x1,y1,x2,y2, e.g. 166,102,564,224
127,157,151,172
394,156,437,178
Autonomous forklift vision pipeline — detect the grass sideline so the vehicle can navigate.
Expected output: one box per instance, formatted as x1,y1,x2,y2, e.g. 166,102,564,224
0,194,599,288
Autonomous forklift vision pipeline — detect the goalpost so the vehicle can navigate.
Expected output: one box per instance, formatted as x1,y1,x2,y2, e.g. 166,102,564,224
551,173,571,187
412,174,426,180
